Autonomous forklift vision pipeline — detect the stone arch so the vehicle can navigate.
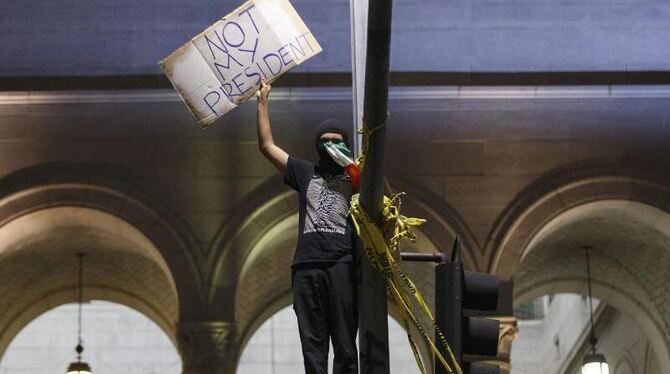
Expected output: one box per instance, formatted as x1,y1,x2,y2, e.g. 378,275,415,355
0,163,202,359
208,175,296,317
228,220,442,370
216,176,475,370
512,199,670,370
233,212,298,353
0,163,202,310
211,174,478,297
0,206,180,358
488,165,670,278
212,174,477,323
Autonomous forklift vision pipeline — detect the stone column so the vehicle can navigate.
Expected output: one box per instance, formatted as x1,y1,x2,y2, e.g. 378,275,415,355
496,316,518,374
477,316,518,374
177,321,237,374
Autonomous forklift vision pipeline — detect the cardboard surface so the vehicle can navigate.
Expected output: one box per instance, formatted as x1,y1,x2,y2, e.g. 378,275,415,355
160,0,322,128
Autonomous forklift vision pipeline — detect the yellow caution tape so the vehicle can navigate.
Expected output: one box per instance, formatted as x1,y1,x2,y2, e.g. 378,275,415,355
352,121,462,373
349,193,463,374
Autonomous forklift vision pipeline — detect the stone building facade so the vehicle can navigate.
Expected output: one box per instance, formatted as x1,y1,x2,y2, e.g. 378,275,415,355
2,1,670,373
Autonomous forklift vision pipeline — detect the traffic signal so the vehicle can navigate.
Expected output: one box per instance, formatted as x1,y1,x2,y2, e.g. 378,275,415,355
435,238,501,374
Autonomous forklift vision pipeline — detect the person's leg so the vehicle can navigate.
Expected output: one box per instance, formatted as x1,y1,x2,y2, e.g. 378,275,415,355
293,266,330,374
327,262,359,374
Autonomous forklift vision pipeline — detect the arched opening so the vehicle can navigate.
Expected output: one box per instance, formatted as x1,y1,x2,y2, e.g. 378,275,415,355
509,199,670,372
220,177,477,371
231,212,456,359
0,206,181,361
511,292,663,373
0,300,181,373
236,305,421,374
231,217,459,372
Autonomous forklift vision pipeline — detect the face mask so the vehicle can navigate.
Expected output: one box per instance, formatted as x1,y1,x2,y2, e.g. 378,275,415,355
318,151,341,174
318,139,343,152
321,141,361,191
317,139,344,172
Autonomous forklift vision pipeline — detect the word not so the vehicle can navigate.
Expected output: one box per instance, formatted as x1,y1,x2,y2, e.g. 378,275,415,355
199,5,315,115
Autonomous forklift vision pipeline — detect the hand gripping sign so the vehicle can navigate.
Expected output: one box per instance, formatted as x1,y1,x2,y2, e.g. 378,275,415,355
160,0,322,128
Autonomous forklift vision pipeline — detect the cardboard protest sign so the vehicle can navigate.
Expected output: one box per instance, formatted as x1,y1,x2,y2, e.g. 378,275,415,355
160,0,322,128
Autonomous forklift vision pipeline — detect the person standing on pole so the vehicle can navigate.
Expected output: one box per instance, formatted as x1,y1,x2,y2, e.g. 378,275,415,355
255,81,359,374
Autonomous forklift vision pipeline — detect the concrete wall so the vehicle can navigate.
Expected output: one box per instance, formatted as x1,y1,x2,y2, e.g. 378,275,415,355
3,0,670,76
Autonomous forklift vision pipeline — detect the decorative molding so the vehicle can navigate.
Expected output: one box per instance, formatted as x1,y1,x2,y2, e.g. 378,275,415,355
4,71,670,91
4,85,670,106
497,316,518,360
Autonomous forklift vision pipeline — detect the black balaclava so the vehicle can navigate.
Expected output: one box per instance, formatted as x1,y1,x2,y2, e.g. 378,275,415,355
315,119,350,175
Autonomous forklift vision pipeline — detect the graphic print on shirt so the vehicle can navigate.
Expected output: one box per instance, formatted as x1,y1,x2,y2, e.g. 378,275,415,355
304,174,352,235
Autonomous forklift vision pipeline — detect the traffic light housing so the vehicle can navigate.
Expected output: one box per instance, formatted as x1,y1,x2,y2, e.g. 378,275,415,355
435,238,501,374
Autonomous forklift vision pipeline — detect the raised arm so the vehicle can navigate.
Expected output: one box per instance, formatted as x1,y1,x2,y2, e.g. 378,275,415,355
256,82,289,172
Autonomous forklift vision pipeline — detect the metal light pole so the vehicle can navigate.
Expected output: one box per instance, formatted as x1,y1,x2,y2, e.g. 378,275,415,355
357,0,394,373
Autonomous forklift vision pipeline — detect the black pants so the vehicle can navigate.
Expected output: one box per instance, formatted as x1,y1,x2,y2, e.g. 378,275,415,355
292,262,358,374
